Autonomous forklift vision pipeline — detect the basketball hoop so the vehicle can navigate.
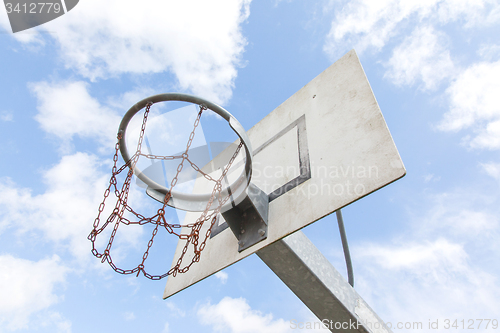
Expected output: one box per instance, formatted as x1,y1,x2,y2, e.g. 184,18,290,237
88,93,269,280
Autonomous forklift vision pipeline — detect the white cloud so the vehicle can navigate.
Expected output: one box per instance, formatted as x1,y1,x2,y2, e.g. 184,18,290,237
20,0,252,104
384,26,454,90
438,60,500,149
105,87,157,112
0,150,166,278
353,189,500,327
0,151,153,264
356,239,500,325
35,311,72,333
359,238,468,273
323,0,500,152
468,120,500,149
198,297,327,332
0,255,69,331
165,301,186,318
0,111,13,122
123,311,136,321
324,0,499,58
198,297,290,333
423,173,440,183
477,43,500,61
0,153,108,261
215,271,228,284
30,80,120,152
414,191,499,241
480,162,500,181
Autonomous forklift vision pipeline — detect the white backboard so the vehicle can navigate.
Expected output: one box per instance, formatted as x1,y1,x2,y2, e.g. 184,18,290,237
164,50,406,298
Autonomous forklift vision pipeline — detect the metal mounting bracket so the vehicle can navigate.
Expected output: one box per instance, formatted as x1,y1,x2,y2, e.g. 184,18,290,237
221,183,269,252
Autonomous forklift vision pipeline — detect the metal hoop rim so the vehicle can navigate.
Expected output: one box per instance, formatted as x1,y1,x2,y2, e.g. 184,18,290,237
118,93,253,212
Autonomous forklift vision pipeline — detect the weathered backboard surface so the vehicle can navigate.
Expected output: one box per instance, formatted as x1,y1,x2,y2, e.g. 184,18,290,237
163,50,406,298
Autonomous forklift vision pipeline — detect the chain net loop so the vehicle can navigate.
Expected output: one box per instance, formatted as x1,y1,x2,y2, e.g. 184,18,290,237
88,103,243,279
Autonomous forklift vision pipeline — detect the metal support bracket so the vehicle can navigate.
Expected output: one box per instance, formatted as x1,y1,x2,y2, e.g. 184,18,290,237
257,231,393,333
221,183,269,252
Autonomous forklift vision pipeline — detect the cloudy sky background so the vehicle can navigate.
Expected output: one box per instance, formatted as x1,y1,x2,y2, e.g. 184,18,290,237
1,0,500,332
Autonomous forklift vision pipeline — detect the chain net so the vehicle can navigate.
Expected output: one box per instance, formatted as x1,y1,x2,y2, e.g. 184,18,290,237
88,103,243,280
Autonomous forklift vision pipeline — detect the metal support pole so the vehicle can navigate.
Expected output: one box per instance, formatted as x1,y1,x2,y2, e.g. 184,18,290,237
257,231,392,333
336,209,354,287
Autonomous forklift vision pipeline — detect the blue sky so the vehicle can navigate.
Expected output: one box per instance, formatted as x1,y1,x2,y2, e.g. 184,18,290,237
1,0,500,332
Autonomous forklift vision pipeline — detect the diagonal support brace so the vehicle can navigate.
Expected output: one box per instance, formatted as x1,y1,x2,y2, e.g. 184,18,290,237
257,231,393,333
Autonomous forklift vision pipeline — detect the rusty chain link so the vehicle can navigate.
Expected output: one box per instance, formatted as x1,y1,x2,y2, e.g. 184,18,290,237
88,103,243,279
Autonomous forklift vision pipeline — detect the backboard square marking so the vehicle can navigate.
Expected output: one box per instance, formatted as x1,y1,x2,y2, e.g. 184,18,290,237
210,114,311,238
